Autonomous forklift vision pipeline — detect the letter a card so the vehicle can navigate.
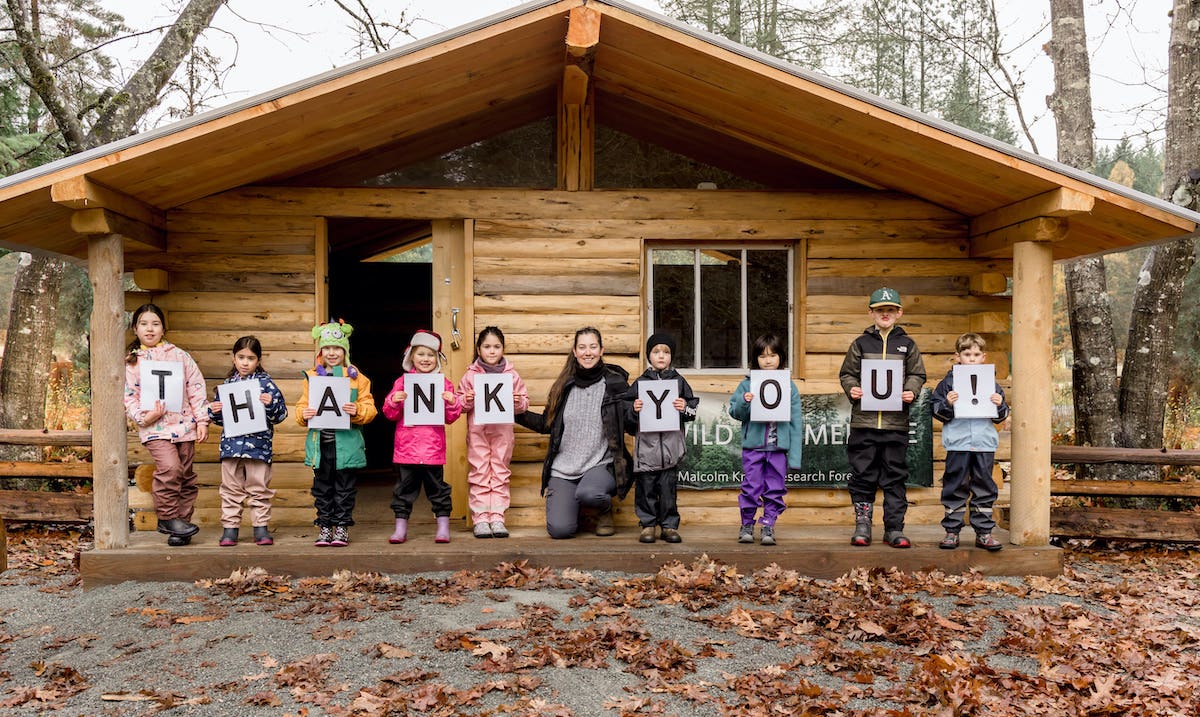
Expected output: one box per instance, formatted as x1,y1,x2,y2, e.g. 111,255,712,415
404,373,445,426
307,376,351,430
473,373,514,426
861,359,903,411
216,378,268,438
638,379,678,433
750,370,791,422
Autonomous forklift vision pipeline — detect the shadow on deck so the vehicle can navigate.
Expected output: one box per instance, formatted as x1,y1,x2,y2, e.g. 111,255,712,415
80,522,1062,588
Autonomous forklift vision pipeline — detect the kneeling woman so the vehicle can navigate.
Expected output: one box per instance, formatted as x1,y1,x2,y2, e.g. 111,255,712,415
517,327,633,538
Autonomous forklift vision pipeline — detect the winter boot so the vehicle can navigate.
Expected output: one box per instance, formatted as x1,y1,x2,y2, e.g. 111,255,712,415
594,508,615,536
219,528,238,547
253,526,273,546
435,516,451,543
330,525,349,547
851,502,873,546
314,525,333,547
389,518,408,544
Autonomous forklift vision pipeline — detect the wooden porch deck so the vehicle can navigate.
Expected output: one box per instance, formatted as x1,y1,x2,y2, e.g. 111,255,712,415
79,522,1061,588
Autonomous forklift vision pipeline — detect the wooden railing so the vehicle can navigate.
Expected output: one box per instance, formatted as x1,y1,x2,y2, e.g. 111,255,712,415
0,428,94,523
1045,445,1200,542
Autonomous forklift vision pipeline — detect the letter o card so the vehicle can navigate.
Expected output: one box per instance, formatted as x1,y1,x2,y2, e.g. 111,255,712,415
861,359,903,411
216,379,268,438
404,373,445,426
139,360,184,413
750,370,791,422
638,379,679,433
307,376,351,430
473,374,514,425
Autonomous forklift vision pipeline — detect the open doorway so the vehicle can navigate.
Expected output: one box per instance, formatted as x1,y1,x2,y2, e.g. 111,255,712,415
327,218,432,472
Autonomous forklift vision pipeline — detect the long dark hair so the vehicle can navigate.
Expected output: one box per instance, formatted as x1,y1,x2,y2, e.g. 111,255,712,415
474,326,505,362
226,335,266,378
126,303,166,365
751,333,787,369
544,327,603,426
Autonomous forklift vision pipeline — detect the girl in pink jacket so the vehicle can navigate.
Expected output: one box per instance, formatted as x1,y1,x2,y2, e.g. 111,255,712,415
458,327,529,539
382,330,463,544
123,304,209,547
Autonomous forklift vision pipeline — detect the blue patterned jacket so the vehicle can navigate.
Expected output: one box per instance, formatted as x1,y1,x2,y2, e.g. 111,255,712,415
209,370,289,463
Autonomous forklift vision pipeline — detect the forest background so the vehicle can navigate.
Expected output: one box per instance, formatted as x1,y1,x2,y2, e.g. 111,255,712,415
0,0,1197,479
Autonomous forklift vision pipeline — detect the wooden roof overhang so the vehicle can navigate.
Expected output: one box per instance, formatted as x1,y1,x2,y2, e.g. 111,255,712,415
0,0,1195,260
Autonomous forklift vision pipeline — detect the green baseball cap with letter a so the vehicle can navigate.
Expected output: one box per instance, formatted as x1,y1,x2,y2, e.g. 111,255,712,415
868,287,902,308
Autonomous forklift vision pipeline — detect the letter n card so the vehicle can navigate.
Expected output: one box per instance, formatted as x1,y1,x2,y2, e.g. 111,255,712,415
405,374,445,426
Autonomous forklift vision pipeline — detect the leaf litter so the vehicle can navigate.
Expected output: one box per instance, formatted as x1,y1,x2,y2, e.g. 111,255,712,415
0,526,1198,715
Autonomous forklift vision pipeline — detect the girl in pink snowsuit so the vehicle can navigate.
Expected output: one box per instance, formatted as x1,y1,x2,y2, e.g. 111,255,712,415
458,326,528,538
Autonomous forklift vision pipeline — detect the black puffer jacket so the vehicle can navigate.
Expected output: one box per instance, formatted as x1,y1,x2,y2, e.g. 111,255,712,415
516,363,634,498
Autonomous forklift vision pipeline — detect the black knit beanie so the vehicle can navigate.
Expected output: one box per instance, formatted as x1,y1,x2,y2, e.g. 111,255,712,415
645,332,677,358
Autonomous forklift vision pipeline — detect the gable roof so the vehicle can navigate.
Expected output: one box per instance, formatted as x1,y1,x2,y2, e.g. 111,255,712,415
0,0,1195,259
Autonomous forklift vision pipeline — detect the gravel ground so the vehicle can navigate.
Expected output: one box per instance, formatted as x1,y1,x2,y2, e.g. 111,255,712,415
2,530,1199,716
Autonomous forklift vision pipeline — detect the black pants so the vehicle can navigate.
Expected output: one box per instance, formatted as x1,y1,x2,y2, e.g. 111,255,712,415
940,451,998,533
846,428,910,531
312,431,357,527
634,468,680,529
391,463,454,518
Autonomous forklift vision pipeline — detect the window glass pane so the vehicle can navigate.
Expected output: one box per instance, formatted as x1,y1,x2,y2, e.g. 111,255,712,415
650,250,695,367
699,251,743,368
746,249,790,364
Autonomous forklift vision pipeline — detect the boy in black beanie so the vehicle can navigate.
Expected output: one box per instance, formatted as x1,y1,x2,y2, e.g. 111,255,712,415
623,333,699,543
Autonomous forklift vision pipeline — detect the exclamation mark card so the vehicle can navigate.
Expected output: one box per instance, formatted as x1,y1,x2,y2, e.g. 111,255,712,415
952,364,998,418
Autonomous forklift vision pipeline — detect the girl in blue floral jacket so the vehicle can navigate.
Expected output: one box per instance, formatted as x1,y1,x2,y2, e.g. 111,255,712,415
209,336,288,546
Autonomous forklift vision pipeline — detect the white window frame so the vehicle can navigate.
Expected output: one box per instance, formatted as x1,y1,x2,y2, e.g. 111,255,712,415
645,244,794,374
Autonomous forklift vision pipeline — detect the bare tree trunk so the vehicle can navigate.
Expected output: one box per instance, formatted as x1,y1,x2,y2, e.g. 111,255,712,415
1116,0,1200,478
1047,0,1122,478
1,0,228,462
0,252,64,470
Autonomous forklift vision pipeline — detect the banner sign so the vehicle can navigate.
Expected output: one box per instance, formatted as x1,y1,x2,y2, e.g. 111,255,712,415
676,390,933,489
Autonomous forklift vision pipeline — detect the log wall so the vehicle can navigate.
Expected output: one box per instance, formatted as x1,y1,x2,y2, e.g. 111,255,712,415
123,189,1012,531
125,210,322,530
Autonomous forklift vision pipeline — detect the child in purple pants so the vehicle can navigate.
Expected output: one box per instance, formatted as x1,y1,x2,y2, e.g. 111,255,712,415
728,333,803,546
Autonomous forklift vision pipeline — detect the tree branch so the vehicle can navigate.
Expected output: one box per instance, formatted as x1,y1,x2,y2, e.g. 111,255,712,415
4,0,86,152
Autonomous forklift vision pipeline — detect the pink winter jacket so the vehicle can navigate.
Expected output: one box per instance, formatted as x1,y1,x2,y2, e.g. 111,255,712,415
382,373,463,465
123,341,209,444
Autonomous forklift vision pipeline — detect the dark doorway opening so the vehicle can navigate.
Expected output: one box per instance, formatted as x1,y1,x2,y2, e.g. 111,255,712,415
327,218,432,472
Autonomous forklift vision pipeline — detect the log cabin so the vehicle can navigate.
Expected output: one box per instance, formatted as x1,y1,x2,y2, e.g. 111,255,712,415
0,0,1197,584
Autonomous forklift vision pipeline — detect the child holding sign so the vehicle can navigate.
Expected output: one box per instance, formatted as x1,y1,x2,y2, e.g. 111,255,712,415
457,327,528,539
297,321,376,547
383,330,463,544
728,333,802,546
625,332,698,544
208,336,288,546
839,288,926,549
123,303,209,546
931,333,1009,551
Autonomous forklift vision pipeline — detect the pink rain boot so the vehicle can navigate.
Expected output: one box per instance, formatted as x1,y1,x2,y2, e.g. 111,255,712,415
435,516,451,543
389,518,408,544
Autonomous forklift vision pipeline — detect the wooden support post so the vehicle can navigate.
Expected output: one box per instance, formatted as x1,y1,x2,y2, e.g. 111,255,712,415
88,232,129,549
432,220,472,522
1009,238,1053,546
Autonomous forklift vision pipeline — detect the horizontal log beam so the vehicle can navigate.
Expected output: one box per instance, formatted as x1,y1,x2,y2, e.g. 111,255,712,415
1051,445,1200,466
970,188,1095,237
0,489,93,522
1050,507,1200,542
50,175,166,229
0,429,92,447
0,461,93,479
70,208,166,251
1050,479,1200,498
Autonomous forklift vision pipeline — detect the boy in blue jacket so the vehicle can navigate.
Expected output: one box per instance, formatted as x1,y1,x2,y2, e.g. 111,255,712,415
931,333,1010,551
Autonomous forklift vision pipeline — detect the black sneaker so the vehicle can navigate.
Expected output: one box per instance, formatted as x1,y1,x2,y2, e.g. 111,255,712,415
738,524,754,543
759,525,776,546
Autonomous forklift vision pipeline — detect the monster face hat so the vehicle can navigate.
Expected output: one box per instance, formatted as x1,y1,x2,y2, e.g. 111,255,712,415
312,320,358,377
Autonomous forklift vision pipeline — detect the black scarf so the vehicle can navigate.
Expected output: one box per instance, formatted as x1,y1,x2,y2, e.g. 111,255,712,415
573,360,605,388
